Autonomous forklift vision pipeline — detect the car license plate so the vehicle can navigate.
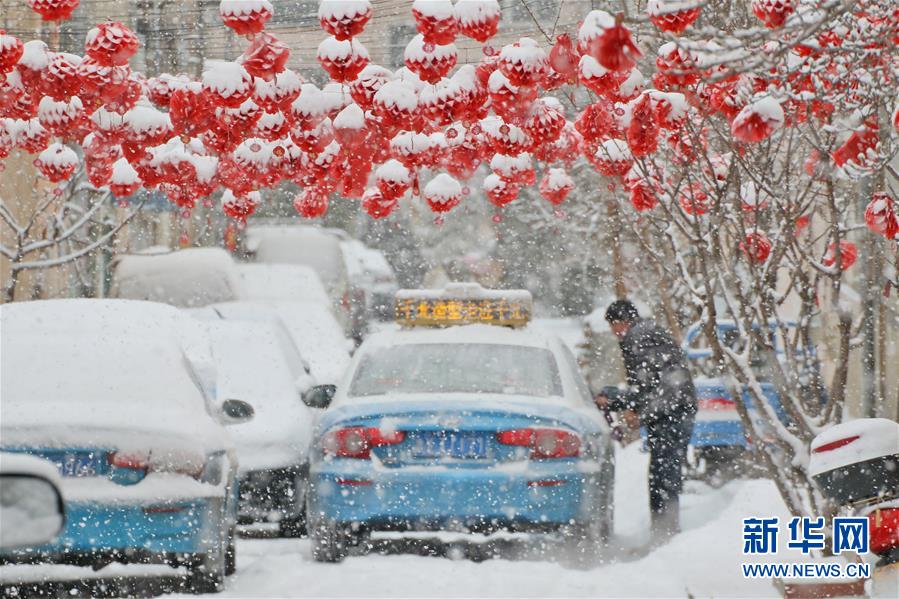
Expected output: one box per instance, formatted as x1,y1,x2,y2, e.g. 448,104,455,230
54,452,103,477
412,431,489,459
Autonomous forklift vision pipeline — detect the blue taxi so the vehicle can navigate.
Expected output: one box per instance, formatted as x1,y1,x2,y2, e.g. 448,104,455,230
305,284,615,561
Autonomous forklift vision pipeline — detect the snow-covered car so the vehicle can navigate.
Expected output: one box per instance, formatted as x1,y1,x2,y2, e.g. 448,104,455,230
200,300,351,388
306,284,615,562
0,453,65,550
235,263,332,307
0,299,253,593
340,240,399,321
110,247,241,308
244,225,366,341
193,316,316,537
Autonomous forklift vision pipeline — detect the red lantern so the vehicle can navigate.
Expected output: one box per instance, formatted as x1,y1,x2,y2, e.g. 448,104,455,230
332,103,368,149
240,31,289,81
647,0,701,34
484,173,519,207
490,152,535,185
123,103,173,146
741,232,772,263
591,138,632,177
650,91,689,131
349,66,391,111
578,10,641,72
424,173,463,213
146,73,184,108
254,111,289,141
404,35,457,84
626,93,659,158
16,118,51,153
220,0,273,36
252,69,302,113
170,83,217,137
35,142,78,182
390,130,432,169
626,175,659,212
822,241,857,271
538,168,573,205
455,0,501,43
290,117,334,154
17,40,50,90
548,34,578,82
481,117,531,155
27,0,80,21
294,188,330,218
864,192,899,240
222,189,259,221
487,70,537,122
751,0,796,29
318,0,372,41
85,22,139,67
202,61,254,108
375,159,412,200
373,80,418,130
109,157,142,197
412,0,458,45
578,55,625,97
731,97,784,143
498,38,549,88
75,57,128,104
655,43,699,88
37,96,84,137
420,78,466,126
831,123,880,172
522,99,565,145
574,99,618,144
678,183,709,215
317,37,369,83
0,32,24,75
362,187,398,219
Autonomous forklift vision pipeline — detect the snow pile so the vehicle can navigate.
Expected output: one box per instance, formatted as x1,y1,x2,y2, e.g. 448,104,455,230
404,33,457,61
490,152,532,177
577,10,615,51
317,36,369,61
391,130,432,155
375,158,411,184
499,37,547,70
202,60,253,99
321,82,354,113
413,0,454,19
291,84,328,121
235,263,331,305
123,103,172,136
424,173,462,204
809,418,899,476
373,80,419,111
19,39,50,71
110,157,139,184
317,0,370,21
90,106,124,133
233,138,278,168
454,0,501,25
598,138,632,161
37,96,82,127
333,102,365,130
219,0,273,17
36,142,77,167
541,167,573,191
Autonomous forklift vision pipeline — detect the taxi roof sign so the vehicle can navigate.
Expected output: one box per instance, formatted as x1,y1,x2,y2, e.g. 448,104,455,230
395,283,533,328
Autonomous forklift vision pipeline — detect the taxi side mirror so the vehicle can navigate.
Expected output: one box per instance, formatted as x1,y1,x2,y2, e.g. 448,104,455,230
0,472,65,549
303,385,336,409
220,399,255,425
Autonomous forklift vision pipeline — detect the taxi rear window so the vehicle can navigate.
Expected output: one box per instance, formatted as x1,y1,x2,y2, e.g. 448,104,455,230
348,343,563,398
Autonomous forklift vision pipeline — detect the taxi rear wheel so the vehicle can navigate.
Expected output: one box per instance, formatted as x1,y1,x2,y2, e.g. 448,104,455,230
310,518,352,563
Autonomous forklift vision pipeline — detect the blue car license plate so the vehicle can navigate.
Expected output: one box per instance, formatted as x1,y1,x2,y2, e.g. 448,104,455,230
412,431,489,459
53,451,105,477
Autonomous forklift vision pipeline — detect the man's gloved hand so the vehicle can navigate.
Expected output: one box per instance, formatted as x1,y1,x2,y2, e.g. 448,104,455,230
594,393,609,409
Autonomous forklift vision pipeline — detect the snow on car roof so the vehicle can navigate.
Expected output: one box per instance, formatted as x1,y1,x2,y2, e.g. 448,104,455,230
235,263,330,305
362,323,555,351
809,418,899,477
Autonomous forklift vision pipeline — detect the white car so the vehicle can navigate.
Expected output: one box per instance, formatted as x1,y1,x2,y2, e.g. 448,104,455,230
340,240,398,320
235,263,332,307
0,299,252,593
198,318,316,537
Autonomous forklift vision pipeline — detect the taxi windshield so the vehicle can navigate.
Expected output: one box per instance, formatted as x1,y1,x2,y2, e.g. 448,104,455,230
349,343,563,398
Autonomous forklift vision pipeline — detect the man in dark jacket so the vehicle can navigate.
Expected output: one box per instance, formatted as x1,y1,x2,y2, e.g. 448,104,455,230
597,300,696,541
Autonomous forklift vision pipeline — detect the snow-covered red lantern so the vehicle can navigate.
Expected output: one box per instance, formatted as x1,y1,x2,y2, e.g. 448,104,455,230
647,0,701,34
349,65,392,111
419,78,465,126
27,0,80,21
146,73,185,108
539,168,573,206
15,118,51,153
574,99,618,144
731,96,784,143
318,37,369,83
390,130,432,169
751,0,796,29
123,103,172,147
294,188,329,218
240,31,289,81
76,57,131,104
655,43,699,88
0,32,24,75
35,142,78,182
362,187,398,219
678,183,709,215
318,0,372,41
864,192,899,240
226,138,281,192
626,93,659,158
578,55,625,97
625,173,659,212
741,232,772,263
332,102,369,150
169,82,217,137
16,40,50,89
610,68,644,103
102,75,142,114
592,138,632,177
109,157,141,197
412,0,458,45
522,99,565,146
254,111,289,141
375,159,412,200
202,60,254,108
85,22,139,67
404,35,457,84
423,173,463,213
548,34,578,82
43,53,82,104
219,0,273,36
481,116,531,155
498,38,549,88
191,155,219,198
487,70,536,122
151,139,199,189
290,117,334,154
650,90,689,131
484,173,519,208
455,0,501,43
822,240,857,270
37,96,83,136
831,123,880,173
222,189,259,221
252,69,302,113
373,80,418,130
490,152,535,185
578,10,641,73
289,84,328,131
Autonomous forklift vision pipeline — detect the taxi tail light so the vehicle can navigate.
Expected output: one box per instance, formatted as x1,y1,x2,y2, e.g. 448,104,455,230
108,450,149,471
108,450,205,479
324,427,406,459
868,508,899,555
496,428,581,459
812,435,860,453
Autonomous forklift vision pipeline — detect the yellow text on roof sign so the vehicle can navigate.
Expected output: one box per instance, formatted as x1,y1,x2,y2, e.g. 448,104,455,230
395,298,531,327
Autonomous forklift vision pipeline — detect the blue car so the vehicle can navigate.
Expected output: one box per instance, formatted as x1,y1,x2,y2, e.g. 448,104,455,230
304,285,615,562
0,300,254,593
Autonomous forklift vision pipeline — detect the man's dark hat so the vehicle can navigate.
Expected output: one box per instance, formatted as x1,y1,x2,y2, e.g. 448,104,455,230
605,299,639,323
